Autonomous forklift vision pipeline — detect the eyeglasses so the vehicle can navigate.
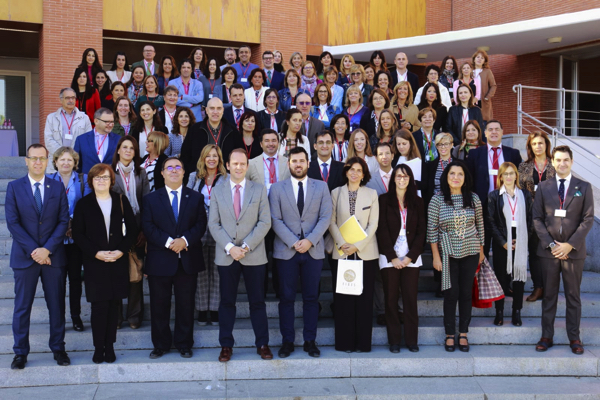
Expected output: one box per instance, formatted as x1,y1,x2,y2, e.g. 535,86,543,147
395,175,410,181
502,172,516,177
263,57,274,61
303,66,314,70
437,142,452,148
62,96,76,101
298,101,311,106
266,95,278,100
164,165,183,172
316,141,333,146
26,156,48,162
96,119,115,125
93,175,111,181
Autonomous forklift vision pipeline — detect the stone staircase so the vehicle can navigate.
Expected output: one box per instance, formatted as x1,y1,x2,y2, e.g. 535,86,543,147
0,157,599,398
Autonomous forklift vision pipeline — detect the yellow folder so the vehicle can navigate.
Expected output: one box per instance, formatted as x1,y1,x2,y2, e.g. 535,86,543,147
337,215,368,256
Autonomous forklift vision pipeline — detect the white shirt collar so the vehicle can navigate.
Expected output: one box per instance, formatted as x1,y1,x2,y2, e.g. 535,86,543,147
487,143,502,151
557,173,572,184
233,105,244,111
28,174,45,187
263,153,278,161
379,167,392,179
230,178,246,190
291,175,308,186
166,185,182,196
499,185,520,196
318,157,331,167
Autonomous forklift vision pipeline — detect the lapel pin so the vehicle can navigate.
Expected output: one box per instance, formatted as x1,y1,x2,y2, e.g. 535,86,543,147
575,186,579,190
186,195,189,197
46,185,50,188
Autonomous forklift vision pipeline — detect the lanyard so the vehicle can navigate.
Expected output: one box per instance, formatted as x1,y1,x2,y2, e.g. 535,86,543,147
183,82,190,95
56,173,75,195
209,123,223,144
225,86,231,102
440,157,451,170
95,131,108,155
318,107,327,120
209,79,216,93
119,169,131,192
244,139,253,159
506,193,518,220
255,89,264,105
61,111,75,136
205,174,216,200
335,138,345,162
143,156,156,169
381,175,389,192
534,159,547,183
142,126,152,144
263,157,277,184
346,105,361,121
398,201,407,227
122,123,131,135
462,109,469,125
240,63,250,78
116,70,125,82
165,107,176,123
267,110,277,130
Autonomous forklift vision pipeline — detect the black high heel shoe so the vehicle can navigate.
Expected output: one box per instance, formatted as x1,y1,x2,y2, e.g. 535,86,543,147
92,347,104,364
493,309,504,326
458,335,470,352
104,345,116,363
512,309,522,326
444,336,455,352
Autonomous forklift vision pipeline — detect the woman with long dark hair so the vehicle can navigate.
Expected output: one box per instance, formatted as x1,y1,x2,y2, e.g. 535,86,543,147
135,75,165,113
107,52,131,84
166,107,196,157
95,70,113,108
239,110,263,159
215,66,237,106
278,108,311,159
417,83,447,132
439,56,458,102
112,96,136,137
446,84,484,145
244,68,268,112
71,68,101,124
427,161,485,352
102,81,126,111
331,114,350,162
155,55,180,95
127,66,146,105
377,163,425,352
452,120,485,161
77,48,103,87
370,50,388,73
189,46,207,80
199,57,222,107
130,101,168,158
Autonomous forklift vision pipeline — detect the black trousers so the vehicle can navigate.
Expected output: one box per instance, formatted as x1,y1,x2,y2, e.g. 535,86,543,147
148,262,198,350
528,229,543,289
492,228,524,311
443,254,479,335
90,299,120,348
64,243,83,318
264,229,279,297
331,258,377,352
381,266,420,346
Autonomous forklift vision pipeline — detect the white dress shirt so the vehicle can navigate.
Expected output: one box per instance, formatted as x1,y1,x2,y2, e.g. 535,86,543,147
165,185,188,251
262,153,280,194
379,167,392,190
94,129,110,161
28,175,46,202
556,173,572,201
318,157,332,180
487,143,505,194
291,175,308,203
225,178,248,253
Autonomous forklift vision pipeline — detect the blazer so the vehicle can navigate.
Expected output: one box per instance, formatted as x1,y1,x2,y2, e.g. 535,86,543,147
277,87,311,112
328,185,379,260
413,128,439,163
422,157,448,207
452,78,481,103
73,130,121,174
343,83,373,106
466,144,523,205
76,90,101,126
269,178,333,260
170,77,204,121
132,60,159,74
247,153,291,188
143,186,207,276
307,159,345,192
446,105,484,145
44,107,92,167
300,117,326,159
478,68,497,120
392,103,420,132
376,191,426,263
244,86,269,112
309,105,339,129
112,168,150,228
265,69,285,91
180,119,244,183
390,69,420,97
198,76,222,107
208,178,272,266
5,176,70,269
223,106,253,129
486,189,533,248
213,83,232,106
258,109,285,132
532,177,594,259
155,75,179,95
72,191,138,302
365,169,389,196
518,159,556,201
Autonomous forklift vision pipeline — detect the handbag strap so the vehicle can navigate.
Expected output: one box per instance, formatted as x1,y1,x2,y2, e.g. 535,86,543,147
119,194,124,215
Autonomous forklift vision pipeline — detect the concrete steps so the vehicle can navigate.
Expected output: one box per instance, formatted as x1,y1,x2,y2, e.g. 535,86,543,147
1,346,599,389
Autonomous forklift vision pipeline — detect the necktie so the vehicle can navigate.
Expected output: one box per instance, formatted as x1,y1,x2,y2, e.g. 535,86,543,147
171,190,179,222
235,109,242,126
268,157,276,184
297,181,304,216
492,147,500,189
34,182,42,215
559,179,566,205
267,70,272,86
234,184,241,220
321,163,329,182
146,61,152,76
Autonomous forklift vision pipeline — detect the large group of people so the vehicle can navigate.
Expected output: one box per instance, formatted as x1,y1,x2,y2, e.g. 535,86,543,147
7,44,594,370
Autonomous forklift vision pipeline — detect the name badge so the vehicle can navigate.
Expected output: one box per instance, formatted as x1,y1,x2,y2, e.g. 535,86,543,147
489,169,498,176
65,133,73,140
511,220,517,227
241,78,248,83
555,209,567,218
534,185,538,191
208,94,213,99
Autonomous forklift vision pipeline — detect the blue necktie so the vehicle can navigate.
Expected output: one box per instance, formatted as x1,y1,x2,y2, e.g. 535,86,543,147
321,163,329,182
171,190,179,222
558,179,566,204
34,182,42,215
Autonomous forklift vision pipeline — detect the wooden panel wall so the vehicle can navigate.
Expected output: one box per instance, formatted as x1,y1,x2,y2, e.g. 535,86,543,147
308,0,426,55
103,0,261,43
0,0,42,24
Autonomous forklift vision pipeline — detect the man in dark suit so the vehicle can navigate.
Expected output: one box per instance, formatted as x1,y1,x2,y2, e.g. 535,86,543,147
6,144,70,369
223,84,249,129
533,145,594,355
390,52,419,97
466,120,522,256
142,157,207,359
131,44,159,76
73,108,121,174
308,130,344,192
209,149,273,362
297,93,325,158
269,147,332,358
262,51,284,91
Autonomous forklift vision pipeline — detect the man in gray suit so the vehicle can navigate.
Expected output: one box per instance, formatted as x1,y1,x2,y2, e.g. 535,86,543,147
209,148,273,362
269,147,332,358
247,129,290,195
297,93,325,160
533,145,594,355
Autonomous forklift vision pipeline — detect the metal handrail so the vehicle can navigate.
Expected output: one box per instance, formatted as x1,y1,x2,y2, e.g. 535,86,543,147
512,84,600,96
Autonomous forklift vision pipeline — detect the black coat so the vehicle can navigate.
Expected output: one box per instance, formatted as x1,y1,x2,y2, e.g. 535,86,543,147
390,69,420,98
257,109,285,132
486,189,533,247
446,105,484,145
130,125,169,149
307,159,345,192
141,153,168,191
72,191,138,302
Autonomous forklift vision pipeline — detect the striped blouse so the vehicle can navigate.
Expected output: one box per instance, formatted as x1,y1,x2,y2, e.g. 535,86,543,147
427,193,485,290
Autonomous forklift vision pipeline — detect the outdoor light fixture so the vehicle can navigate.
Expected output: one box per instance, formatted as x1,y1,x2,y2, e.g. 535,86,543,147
416,54,427,59
547,36,563,44
477,46,490,52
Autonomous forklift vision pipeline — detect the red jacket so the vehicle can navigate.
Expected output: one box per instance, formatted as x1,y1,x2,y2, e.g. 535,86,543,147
76,90,101,126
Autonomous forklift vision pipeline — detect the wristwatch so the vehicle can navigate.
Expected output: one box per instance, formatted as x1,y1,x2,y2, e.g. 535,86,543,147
548,243,556,250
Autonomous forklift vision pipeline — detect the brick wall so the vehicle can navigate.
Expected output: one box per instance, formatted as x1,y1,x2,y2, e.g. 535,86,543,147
39,0,103,144
425,0,452,34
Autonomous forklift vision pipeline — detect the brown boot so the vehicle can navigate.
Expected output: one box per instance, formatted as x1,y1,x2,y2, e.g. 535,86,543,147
526,288,543,302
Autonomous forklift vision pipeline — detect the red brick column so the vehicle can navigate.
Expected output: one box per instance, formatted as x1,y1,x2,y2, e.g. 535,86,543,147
39,0,103,145
251,0,307,68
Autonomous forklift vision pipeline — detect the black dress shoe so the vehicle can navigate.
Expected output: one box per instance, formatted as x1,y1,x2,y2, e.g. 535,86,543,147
278,342,295,358
54,351,71,366
104,345,116,363
92,347,104,364
458,335,470,352
512,309,522,326
389,344,401,353
72,316,84,332
210,311,219,323
406,345,419,352
179,348,193,358
11,355,27,369
149,348,169,359
303,341,320,357
494,309,504,326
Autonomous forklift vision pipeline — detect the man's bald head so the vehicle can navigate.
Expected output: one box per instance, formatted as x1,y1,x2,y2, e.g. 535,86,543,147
394,52,408,71
296,93,312,117
206,97,224,124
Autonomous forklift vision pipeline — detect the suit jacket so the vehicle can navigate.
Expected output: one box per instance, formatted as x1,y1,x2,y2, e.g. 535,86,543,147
258,109,285,132
308,159,344,192
247,153,290,188
72,191,138,302
208,178,271,266
132,60,159,74
466,144,523,205
300,117,325,160
142,186,207,276
376,191,426,263
328,185,379,260
223,106,252,130
269,178,332,260
390,68,420,97
532,177,594,259
365,168,389,196
73,130,121,174
446,105,484,145
5,176,70,269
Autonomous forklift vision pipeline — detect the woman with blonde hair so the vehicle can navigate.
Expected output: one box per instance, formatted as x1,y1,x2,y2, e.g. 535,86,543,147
343,64,373,106
343,85,368,133
337,54,355,86
289,52,304,75
346,128,378,173
187,144,228,325
134,75,164,113
391,81,419,132
140,131,169,192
